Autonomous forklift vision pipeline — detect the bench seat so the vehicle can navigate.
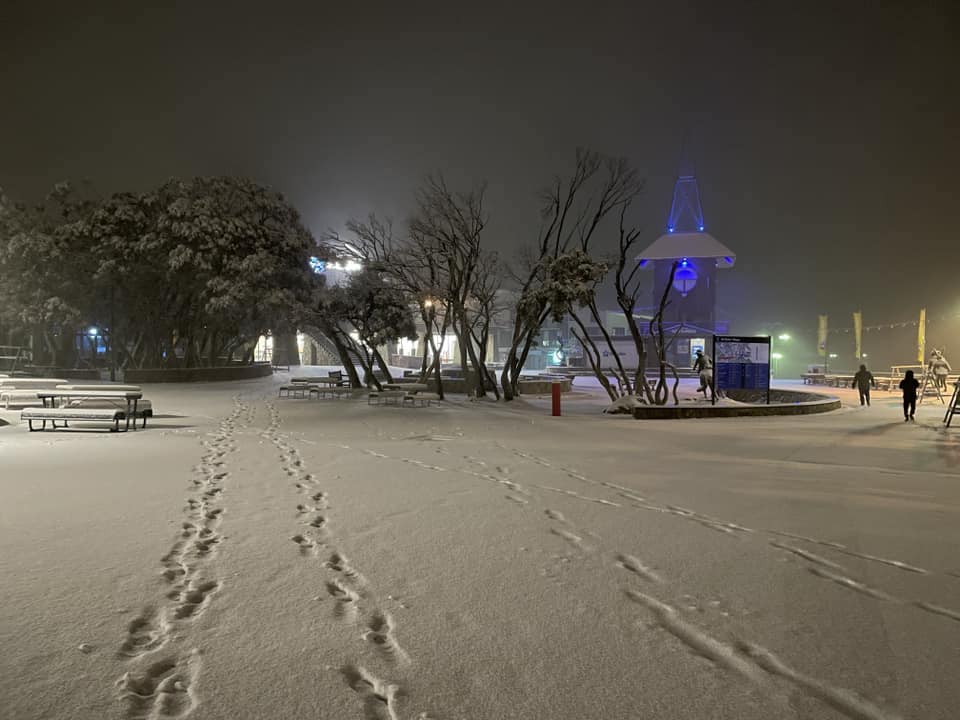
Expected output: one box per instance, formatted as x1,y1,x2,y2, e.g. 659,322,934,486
21,407,139,432
66,398,153,417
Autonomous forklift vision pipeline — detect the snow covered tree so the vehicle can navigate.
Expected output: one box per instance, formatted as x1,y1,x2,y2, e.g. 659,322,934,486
0,182,99,367
312,267,416,389
500,149,642,400
2,177,316,370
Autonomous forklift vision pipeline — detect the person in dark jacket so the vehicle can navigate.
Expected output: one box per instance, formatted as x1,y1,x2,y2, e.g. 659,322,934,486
851,364,876,406
899,369,920,421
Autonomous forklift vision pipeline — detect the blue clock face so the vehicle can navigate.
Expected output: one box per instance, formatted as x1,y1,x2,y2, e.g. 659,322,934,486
308,257,326,274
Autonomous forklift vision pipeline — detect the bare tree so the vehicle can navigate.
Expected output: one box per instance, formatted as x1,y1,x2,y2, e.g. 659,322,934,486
409,175,494,397
648,261,681,405
331,213,454,399
500,149,642,400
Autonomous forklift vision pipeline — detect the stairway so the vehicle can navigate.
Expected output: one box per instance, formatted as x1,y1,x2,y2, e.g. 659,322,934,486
300,328,361,369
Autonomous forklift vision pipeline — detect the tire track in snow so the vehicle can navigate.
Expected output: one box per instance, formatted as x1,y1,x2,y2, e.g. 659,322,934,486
628,591,905,720
503,443,923,718
506,444,943,584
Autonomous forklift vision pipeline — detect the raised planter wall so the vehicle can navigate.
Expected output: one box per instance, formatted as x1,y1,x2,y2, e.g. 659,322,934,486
125,364,273,383
24,367,100,380
633,388,840,419
416,377,572,395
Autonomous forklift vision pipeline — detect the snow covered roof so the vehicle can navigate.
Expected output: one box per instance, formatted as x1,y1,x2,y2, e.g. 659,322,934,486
636,232,735,269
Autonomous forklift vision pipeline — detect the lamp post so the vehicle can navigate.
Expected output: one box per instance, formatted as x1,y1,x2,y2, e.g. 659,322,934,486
772,333,790,378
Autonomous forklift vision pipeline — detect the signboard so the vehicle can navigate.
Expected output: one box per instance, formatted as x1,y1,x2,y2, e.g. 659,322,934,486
690,337,705,363
712,335,771,404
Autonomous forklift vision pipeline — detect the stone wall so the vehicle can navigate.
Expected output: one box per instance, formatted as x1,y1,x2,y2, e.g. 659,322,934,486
125,364,273,383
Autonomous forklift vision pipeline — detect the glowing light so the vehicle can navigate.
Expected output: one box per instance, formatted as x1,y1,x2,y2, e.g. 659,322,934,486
308,256,326,274
87,326,99,337
778,334,791,341
698,225,704,231
638,259,648,268
771,352,783,359
331,260,363,272
672,263,698,297
828,353,838,359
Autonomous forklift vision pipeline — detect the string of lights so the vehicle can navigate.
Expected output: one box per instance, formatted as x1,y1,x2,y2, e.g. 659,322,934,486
785,311,960,336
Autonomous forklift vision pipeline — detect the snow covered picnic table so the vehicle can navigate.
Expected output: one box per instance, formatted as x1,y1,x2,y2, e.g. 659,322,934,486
0,377,69,408
26,389,147,432
382,382,429,392
368,384,441,406
292,376,341,384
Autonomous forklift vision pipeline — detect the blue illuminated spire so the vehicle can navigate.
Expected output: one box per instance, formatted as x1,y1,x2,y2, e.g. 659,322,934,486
666,175,705,233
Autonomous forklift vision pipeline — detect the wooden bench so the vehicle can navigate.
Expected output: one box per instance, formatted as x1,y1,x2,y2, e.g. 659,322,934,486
21,406,137,432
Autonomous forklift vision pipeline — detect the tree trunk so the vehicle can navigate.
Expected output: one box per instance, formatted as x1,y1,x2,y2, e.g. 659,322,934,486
371,346,393,383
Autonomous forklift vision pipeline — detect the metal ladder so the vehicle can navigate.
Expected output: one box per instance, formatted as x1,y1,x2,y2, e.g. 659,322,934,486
918,367,945,405
944,383,960,427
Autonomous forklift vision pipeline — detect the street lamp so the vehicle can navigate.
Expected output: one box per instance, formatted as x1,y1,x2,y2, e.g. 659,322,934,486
778,333,791,341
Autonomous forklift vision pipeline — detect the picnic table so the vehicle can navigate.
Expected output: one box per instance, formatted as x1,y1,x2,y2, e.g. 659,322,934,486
291,376,341,384
27,390,146,432
0,377,68,386
371,382,439,406
825,374,854,388
383,382,429,392
1,377,69,409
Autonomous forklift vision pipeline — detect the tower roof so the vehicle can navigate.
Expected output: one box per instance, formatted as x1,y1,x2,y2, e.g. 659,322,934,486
636,232,735,268
636,168,734,268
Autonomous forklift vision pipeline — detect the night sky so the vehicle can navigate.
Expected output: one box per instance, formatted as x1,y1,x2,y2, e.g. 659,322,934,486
3,1,958,360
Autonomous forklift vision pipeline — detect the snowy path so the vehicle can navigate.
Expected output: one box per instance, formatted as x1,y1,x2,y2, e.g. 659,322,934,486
1,376,958,719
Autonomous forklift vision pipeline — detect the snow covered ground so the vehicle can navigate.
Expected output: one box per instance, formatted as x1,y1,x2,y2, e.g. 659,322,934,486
1,371,958,719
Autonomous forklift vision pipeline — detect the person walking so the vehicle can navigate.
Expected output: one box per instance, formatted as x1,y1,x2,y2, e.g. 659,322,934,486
693,350,714,400
899,369,920,422
928,350,952,392
851,364,876,406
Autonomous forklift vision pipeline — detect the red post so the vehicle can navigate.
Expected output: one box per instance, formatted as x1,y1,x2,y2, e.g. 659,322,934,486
551,381,562,416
